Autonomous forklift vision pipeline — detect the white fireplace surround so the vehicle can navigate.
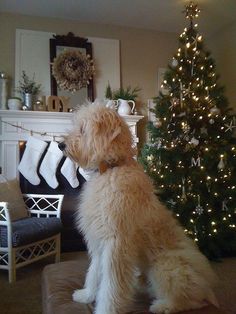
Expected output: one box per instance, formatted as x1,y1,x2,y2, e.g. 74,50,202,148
0,110,143,181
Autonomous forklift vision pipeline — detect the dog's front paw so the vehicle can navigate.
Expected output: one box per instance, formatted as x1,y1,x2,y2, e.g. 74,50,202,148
72,288,94,304
149,299,173,314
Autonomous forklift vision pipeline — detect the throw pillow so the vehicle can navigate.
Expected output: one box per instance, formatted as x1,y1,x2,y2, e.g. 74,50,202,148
0,179,28,221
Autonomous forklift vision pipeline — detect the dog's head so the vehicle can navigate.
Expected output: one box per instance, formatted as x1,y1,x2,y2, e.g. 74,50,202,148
59,103,136,169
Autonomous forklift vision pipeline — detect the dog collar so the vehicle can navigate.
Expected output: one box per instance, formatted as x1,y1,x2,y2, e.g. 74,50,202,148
99,160,122,174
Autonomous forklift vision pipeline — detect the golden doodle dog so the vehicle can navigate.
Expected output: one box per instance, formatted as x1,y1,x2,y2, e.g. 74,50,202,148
59,103,218,314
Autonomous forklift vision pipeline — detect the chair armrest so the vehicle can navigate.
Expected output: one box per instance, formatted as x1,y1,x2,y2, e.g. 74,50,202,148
0,202,12,249
23,194,64,218
0,202,11,224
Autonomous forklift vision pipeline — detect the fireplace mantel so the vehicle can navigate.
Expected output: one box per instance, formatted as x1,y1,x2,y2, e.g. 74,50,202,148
0,110,143,180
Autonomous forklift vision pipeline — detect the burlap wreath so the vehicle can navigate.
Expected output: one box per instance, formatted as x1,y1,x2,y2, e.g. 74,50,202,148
52,49,95,92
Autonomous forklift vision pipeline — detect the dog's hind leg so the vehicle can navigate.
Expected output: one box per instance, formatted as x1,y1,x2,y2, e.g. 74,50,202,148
73,253,101,304
147,257,213,314
94,239,134,314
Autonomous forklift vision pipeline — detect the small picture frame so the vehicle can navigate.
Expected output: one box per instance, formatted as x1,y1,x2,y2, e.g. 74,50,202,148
157,67,168,95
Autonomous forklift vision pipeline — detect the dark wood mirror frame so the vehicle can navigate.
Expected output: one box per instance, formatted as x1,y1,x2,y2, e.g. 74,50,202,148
50,32,94,101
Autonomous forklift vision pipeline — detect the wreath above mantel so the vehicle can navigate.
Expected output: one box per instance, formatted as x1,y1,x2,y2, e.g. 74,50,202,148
52,49,95,92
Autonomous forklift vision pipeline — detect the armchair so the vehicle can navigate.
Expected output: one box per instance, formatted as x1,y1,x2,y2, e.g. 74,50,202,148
0,191,64,283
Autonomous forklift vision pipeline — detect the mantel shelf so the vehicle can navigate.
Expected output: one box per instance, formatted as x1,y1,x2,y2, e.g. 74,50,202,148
0,110,143,123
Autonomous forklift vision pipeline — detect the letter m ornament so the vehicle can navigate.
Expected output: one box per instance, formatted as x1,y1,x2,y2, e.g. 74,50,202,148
191,156,201,167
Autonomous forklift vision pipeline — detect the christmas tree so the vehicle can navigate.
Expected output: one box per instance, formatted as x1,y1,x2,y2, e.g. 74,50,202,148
140,2,236,260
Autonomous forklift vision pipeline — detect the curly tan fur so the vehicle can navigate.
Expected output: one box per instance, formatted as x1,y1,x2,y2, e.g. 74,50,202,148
62,103,218,314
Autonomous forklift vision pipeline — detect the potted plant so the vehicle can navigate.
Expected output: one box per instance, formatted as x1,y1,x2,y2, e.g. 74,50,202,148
7,97,22,110
16,71,41,110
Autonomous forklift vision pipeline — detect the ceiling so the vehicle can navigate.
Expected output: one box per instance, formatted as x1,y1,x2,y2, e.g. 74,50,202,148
1,0,236,37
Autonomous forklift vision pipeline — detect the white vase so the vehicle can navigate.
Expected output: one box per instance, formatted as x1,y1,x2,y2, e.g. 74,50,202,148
117,99,135,115
105,99,119,110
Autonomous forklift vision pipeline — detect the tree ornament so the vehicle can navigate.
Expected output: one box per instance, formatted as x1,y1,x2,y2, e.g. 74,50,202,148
195,195,204,215
200,127,208,135
152,138,162,149
210,106,220,115
182,84,192,98
181,121,190,133
147,154,154,161
167,199,177,207
222,200,229,211
172,58,178,67
178,111,186,118
189,137,199,146
191,156,201,167
206,181,211,192
218,155,225,170
179,81,184,107
224,117,236,132
170,97,180,110
181,177,187,201
154,118,162,128
209,118,215,124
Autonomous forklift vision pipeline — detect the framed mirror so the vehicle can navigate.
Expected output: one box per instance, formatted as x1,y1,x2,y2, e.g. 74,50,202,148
50,32,94,106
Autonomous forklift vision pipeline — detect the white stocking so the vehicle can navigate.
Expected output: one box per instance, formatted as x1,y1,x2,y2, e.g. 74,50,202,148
18,136,47,185
39,141,63,189
61,157,79,188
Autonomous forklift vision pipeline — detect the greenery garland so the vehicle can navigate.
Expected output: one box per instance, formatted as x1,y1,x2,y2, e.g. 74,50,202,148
52,49,95,92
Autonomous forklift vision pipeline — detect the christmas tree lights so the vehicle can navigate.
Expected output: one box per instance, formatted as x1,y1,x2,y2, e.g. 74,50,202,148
140,2,236,259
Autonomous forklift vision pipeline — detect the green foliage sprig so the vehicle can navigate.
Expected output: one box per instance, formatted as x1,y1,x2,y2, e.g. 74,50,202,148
113,86,141,101
17,71,41,95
